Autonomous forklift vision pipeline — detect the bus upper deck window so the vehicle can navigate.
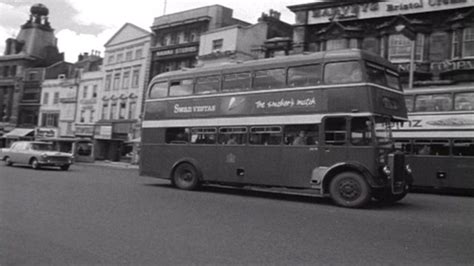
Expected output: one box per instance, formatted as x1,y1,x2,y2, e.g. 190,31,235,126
324,61,362,85
169,79,193,96
223,72,251,92
385,69,401,90
454,92,474,111
253,68,286,90
149,81,168,98
288,64,322,87
366,63,387,86
195,76,220,94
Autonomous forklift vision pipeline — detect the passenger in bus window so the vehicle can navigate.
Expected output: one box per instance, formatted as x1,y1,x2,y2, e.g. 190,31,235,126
227,135,238,145
418,145,430,155
293,130,307,145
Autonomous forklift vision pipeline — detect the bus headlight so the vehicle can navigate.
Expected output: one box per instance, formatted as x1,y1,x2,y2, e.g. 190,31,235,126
405,164,412,174
383,165,391,176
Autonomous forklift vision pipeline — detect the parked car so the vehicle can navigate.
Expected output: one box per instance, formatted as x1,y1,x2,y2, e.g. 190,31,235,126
1,141,74,170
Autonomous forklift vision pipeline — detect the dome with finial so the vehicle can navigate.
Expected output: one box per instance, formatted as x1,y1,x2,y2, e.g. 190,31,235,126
30,3,49,17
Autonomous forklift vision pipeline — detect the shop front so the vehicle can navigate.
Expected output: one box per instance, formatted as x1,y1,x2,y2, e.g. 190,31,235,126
94,120,137,162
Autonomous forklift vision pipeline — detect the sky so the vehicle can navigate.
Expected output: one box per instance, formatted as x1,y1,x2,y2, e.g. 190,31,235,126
0,0,312,62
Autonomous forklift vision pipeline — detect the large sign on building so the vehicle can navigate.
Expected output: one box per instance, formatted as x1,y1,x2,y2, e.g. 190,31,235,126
304,0,472,25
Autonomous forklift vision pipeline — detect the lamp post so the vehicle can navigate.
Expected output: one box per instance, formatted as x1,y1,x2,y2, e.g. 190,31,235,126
395,24,416,89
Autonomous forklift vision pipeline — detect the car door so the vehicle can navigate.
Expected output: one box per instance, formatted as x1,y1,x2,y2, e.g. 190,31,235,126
8,142,23,163
15,142,30,164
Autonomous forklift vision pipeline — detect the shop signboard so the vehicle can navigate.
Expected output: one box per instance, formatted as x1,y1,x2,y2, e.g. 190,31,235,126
35,127,58,139
95,125,112,139
305,0,472,25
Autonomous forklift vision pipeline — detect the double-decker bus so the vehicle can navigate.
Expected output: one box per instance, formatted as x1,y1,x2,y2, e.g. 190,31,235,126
393,86,474,192
140,49,412,208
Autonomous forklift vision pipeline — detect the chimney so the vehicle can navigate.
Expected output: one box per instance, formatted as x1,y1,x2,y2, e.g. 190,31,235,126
78,53,84,61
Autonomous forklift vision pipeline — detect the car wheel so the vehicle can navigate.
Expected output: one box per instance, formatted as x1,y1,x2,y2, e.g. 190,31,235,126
172,163,200,190
60,164,70,171
5,157,13,166
329,172,371,208
31,158,40,170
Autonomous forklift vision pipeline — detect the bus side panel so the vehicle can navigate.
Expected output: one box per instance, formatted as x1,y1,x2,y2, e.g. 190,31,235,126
407,155,452,189
448,157,474,190
239,146,283,186
281,146,319,188
140,144,220,181
217,146,250,184
140,144,170,178
409,155,474,190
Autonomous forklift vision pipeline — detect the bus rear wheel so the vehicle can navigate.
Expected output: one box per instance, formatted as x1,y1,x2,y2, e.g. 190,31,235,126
172,163,200,190
329,172,371,208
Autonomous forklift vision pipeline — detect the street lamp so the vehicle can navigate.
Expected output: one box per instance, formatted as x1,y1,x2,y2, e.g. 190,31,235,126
395,24,416,89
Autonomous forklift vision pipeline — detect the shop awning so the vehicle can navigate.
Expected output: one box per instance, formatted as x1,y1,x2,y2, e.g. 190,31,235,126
3,128,35,138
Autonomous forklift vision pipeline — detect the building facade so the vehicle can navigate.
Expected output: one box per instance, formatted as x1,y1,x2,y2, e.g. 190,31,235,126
75,52,103,139
197,10,293,65
149,5,249,78
0,3,63,142
96,23,151,162
287,0,474,88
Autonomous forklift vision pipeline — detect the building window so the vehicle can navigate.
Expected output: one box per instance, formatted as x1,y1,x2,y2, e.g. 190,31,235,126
113,73,121,90
102,103,109,120
80,110,86,123
463,27,474,58
116,53,123,63
10,65,17,77
111,102,117,119
452,30,461,59
53,92,59,104
43,92,49,104
108,55,115,64
2,66,9,77
170,33,179,45
28,72,38,81
132,69,140,88
326,38,347,51
128,101,136,119
135,49,142,59
90,109,95,123
92,85,98,98
41,113,59,127
388,33,424,62
105,74,112,91
119,101,126,119
82,86,88,99
122,70,130,89
212,39,223,51
125,51,133,61
349,38,359,49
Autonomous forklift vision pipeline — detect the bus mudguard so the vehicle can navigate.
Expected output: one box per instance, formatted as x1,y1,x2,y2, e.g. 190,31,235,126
170,157,203,181
319,162,378,195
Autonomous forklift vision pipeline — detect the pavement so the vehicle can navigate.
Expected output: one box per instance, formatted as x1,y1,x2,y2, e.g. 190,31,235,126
76,160,139,169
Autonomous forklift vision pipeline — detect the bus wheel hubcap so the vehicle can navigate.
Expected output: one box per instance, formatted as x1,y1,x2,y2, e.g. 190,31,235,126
181,171,193,182
338,179,360,200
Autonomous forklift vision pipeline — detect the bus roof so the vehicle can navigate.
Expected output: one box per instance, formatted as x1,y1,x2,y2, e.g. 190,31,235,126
151,49,396,81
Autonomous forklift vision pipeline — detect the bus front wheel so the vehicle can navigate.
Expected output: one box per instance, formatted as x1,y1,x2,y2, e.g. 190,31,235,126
329,172,371,208
172,163,200,190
